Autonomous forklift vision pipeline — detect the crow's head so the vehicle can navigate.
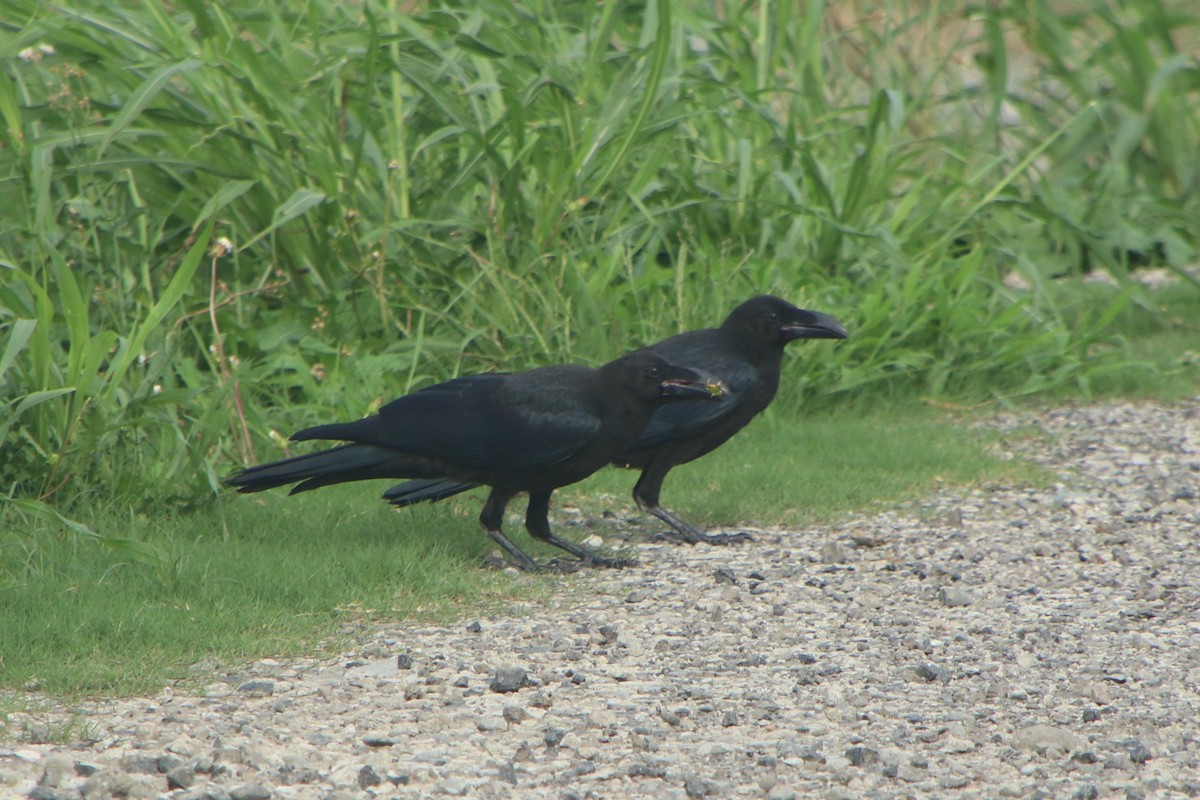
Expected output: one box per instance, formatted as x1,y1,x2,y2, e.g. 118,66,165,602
722,295,848,347
607,352,727,403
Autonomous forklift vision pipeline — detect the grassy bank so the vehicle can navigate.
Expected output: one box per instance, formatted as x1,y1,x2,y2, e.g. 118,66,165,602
2,402,1039,699
2,0,1196,511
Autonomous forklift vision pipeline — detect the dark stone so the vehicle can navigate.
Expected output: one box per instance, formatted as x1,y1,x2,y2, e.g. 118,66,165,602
913,662,951,683
1123,739,1153,764
396,653,414,669
466,620,482,633
490,666,531,693
793,670,821,687
362,733,396,747
628,762,668,779
229,784,272,800
796,653,817,664
846,746,880,767
357,765,382,789
684,777,713,798
799,748,826,764
1071,751,1099,764
570,672,586,685
157,754,183,773
274,764,320,785
237,680,275,697
714,567,737,585
575,760,596,775
1083,708,1102,722
544,728,566,747
167,765,197,790
27,789,67,800
721,711,738,727
1073,785,1099,800
121,755,161,774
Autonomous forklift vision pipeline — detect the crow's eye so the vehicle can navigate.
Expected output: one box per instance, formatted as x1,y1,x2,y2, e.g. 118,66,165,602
646,366,661,380
768,312,781,323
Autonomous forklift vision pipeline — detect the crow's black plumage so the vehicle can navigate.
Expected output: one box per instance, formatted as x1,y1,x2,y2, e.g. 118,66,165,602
381,296,847,545
226,351,720,570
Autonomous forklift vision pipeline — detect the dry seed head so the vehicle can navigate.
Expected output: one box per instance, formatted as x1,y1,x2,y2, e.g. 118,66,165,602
209,237,234,258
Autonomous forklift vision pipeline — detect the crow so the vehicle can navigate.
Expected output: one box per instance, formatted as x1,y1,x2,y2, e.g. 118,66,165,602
380,296,847,545
226,351,723,570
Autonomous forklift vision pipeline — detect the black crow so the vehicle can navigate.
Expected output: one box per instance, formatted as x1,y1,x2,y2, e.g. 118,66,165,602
226,351,722,570
381,296,846,545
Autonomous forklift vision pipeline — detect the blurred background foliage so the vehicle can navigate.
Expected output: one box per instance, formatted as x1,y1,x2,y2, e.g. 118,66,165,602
1,0,1198,512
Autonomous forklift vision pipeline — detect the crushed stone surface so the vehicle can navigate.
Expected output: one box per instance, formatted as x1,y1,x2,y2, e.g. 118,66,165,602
3,399,1199,799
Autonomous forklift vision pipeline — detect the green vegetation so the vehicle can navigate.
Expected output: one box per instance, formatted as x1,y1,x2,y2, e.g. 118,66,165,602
1,407,1034,697
0,0,1197,697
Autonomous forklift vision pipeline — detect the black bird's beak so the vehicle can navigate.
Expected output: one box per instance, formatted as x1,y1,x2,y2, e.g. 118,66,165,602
782,309,848,341
660,370,727,400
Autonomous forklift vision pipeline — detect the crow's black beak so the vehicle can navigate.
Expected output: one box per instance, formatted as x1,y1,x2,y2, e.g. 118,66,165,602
782,310,848,341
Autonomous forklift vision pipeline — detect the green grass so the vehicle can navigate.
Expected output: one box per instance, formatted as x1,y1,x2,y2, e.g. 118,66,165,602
1,401,1036,699
570,403,1042,530
0,492,518,697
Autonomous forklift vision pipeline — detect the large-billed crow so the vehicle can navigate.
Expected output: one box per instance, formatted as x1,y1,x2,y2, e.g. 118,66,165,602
226,351,722,570
381,296,846,545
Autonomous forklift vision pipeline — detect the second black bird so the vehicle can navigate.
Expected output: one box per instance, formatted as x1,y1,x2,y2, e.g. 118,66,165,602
226,351,722,570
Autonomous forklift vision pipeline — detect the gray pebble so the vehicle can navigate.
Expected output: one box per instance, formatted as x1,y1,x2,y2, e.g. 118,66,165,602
361,733,395,747
229,785,272,800
490,666,531,693
236,680,274,697
1014,724,1083,754
845,746,879,767
166,765,196,790
476,716,506,732
357,764,382,788
1122,739,1153,764
939,586,972,607
913,661,951,683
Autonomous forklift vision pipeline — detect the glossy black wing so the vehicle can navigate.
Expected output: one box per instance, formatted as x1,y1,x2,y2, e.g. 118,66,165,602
292,372,601,472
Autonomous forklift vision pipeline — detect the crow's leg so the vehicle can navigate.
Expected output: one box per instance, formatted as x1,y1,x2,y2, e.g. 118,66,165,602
478,490,544,571
632,467,753,545
525,491,636,569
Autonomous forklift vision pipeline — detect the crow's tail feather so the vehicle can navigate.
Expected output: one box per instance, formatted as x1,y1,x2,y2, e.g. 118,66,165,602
225,444,406,495
382,478,478,507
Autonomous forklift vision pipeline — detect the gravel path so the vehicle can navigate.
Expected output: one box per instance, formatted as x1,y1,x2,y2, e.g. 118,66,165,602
4,400,1199,800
